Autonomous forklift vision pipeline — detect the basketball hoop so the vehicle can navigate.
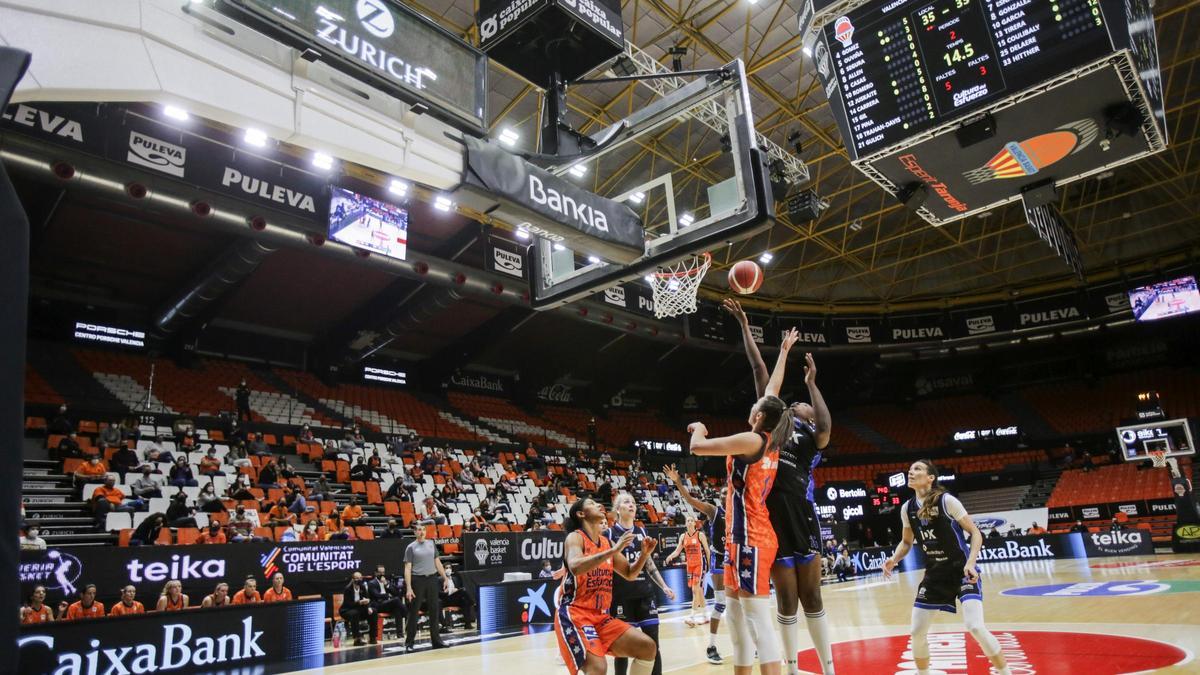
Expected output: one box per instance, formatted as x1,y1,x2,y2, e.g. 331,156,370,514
649,252,712,319
1150,449,1168,469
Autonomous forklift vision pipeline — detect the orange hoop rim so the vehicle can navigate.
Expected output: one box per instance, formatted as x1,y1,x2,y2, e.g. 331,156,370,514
652,252,712,280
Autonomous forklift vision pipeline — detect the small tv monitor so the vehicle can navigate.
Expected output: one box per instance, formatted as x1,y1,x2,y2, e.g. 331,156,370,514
1128,275,1200,321
328,187,408,260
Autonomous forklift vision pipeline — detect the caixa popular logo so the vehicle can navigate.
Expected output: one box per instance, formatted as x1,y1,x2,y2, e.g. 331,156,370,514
18,549,83,595
127,554,225,583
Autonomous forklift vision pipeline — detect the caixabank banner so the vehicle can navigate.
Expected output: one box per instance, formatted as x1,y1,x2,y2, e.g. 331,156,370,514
18,598,325,675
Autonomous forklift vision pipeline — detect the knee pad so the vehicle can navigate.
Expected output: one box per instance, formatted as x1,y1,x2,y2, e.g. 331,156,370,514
744,596,782,664
726,597,756,667
711,589,726,618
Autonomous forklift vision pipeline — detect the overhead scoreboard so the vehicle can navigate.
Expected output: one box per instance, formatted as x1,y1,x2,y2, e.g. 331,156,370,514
810,0,1166,224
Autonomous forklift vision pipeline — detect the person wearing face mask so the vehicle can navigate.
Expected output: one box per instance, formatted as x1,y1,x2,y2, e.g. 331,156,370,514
129,466,163,500
20,526,46,551
168,456,198,487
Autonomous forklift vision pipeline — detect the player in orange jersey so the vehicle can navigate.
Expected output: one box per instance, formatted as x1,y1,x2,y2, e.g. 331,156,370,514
20,586,55,624
556,497,658,675
664,515,710,626
688,328,800,675
109,585,145,616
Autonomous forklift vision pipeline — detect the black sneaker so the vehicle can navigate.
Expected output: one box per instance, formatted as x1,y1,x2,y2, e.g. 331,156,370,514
707,646,723,664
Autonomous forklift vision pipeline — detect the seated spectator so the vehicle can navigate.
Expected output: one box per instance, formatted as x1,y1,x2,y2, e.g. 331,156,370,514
227,505,256,542
348,458,372,482
367,450,385,479
98,421,122,450
539,560,555,578
263,573,292,602
277,456,297,480
458,465,477,486
524,505,546,531
383,478,410,503
249,434,271,457
196,521,227,544
323,439,342,460
197,483,224,513
226,441,252,469
1110,517,1125,532
129,466,163,500
131,512,166,546
285,486,310,515
419,452,438,476
142,437,175,465
198,448,223,476
49,404,74,436
20,586,54,625
1028,522,1047,535
310,476,334,502
73,455,108,486
232,577,261,604
441,481,461,502
499,474,520,495
257,459,280,488
1069,519,1088,533
200,582,230,608
341,497,366,526
110,443,140,478
439,563,475,630
20,525,47,551
326,521,354,540
379,519,404,538
168,457,198,488
351,426,366,449
987,528,1002,540
65,584,105,620
469,508,491,532
368,564,405,634
91,476,140,526
57,431,85,460
225,474,255,501
338,434,358,456
300,520,322,542
416,496,447,526
165,491,198,529
109,585,145,616
341,572,377,646
156,580,189,611
266,499,294,527
178,429,197,452
298,424,315,444
119,417,140,442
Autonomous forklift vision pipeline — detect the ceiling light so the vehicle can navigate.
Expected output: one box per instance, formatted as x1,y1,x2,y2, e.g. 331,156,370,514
553,243,566,252
515,228,530,240
644,275,655,283
499,128,520,146
759,252,773,264
628,192,645,204
568,164,587,178
587,255,601,264
244,128,268,147
678,212,694,227
311,152,334,170
434,195,454,212
803,46,813,56
388,179,409,196
849,219,862,232
162,105,190,121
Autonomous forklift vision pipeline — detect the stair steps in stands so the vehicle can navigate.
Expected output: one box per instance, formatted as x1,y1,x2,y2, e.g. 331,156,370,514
1018,468,1063,509
997,391,1058,439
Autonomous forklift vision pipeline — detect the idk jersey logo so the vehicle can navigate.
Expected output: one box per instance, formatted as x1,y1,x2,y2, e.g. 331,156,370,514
797,631,1187,674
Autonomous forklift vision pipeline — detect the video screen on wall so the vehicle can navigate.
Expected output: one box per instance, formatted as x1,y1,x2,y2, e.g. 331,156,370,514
328,187,408,260
1128,275,1200,321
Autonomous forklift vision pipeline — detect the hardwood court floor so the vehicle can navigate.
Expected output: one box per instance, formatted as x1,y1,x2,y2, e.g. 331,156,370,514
295,554,1200,674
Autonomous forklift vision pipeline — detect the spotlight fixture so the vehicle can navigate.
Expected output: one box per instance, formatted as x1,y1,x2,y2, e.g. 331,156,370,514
311,152,334,170
678,212,694,227
787,130,803,155
515,228,531,240
498,128,520,147
388,179,408,196
162,105,190,121
587,255,601,264
568,164,587,178
244,128,268,147
627,192,646,204
434,195,454,212
668,45,688,72
849,219,862,232
759,252,773,264
609,54,638,77
719,133,732,153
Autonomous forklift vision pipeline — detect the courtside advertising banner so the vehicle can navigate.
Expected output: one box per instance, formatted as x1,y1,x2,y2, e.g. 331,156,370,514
464,526,686,571
18,598,324,675
971,508,1050,536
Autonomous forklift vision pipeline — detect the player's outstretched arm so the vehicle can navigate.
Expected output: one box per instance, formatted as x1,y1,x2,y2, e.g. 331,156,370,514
723,298,769,398
687,423,762,459
764,328,800,398
805,353,832,449
664,464,716,519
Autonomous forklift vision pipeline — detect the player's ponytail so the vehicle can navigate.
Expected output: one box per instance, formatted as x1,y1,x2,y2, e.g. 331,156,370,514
915,458,947,521
755,395,794,452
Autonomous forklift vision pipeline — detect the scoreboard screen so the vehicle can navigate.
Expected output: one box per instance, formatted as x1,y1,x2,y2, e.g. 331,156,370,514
824,0,1114,158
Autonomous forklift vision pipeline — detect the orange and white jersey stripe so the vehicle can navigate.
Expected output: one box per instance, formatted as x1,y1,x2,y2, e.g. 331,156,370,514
557,531,614,613
725,432,779,549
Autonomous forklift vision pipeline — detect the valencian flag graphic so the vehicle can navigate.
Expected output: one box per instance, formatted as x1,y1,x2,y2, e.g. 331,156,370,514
964,119,1100,184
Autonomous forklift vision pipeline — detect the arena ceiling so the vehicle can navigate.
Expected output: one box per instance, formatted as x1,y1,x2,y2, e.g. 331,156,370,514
412,0,1200,309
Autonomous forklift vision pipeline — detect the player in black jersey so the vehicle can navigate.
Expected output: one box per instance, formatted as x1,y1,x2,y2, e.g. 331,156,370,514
665,464,728,664
883,460,1012,675
724,299,835,675
607,491,676,675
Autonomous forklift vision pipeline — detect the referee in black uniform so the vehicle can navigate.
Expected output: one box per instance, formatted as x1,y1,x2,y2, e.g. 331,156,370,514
607,491,675,675
404,525,450,650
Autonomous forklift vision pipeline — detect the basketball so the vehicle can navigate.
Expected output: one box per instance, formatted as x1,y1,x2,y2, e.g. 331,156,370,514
728,260,764,295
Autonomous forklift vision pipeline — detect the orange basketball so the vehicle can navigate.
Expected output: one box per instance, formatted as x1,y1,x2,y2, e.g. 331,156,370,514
728,260,763,295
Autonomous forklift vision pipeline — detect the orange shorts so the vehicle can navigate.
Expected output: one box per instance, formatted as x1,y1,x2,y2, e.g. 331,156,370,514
555,604,633,674
687,564,705,588
724,543,776,595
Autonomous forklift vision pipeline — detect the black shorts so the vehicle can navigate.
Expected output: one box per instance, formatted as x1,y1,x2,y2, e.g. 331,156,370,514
915,564,982,613
766,491,822,566
611,589,658,630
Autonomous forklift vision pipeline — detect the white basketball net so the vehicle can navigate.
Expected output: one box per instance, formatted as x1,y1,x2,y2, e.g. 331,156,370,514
649,253,712,319
1150,450,1168,468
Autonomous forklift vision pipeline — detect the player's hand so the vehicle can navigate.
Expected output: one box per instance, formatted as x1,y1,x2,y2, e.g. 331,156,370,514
963,562,980,584
882,558,897,578
804,352,817,385
781,328,800,352
615,530,636,552
721,298,748,325
406,589,415,602
641,537,658,556
663,464,680,484
687,422,709,437
664,588,677,601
